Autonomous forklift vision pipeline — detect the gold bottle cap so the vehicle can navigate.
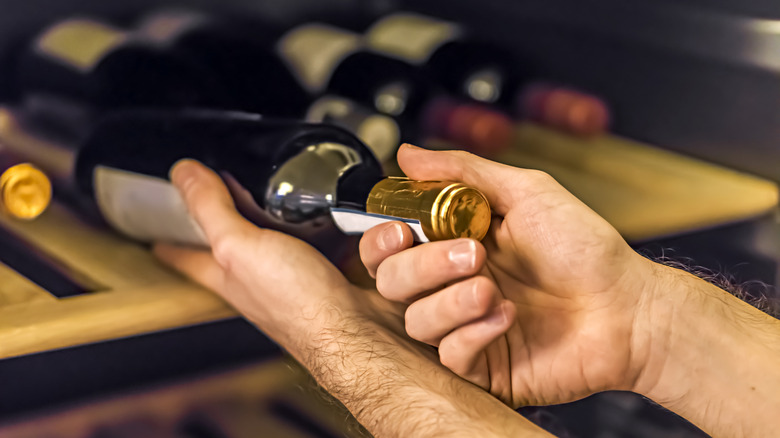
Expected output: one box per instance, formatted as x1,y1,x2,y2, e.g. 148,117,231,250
0,163,52,219
430,183,491,241
366,177,491,241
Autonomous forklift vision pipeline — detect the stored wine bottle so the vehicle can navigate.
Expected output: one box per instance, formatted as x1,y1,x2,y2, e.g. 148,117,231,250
365,13,611,137
134,9,400,163
277,23,512,154
14,17,227,120
0,108,490,258
365,12,523,108
517,82,611,137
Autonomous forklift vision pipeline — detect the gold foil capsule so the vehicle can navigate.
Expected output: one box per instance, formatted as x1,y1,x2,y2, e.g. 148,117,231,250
366,177,491,241
0,163,52,219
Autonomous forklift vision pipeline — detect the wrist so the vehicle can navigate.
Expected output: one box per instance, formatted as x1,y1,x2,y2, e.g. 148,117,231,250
292,295,553,437
630,262,780,437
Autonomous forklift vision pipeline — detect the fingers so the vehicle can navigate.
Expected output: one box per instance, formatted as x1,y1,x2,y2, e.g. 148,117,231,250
438,300,517,382
375,238,486,302
153,242,225,292
170,159,254,250
359,221,415,278
396,143,558,216
404,276,502,346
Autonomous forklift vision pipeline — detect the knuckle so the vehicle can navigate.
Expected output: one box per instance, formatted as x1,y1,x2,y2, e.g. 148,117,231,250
524,168,555,185
403,306,426,343
469,277,496,316
438,340,466,374
448,149,477,161
374,263,399,300
211,233,242,270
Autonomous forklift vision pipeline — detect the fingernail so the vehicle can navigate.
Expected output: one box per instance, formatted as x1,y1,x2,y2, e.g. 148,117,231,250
170,160,198,190
401,143,423,150
378,222,404,251
484,304,508,327
448,239,476,271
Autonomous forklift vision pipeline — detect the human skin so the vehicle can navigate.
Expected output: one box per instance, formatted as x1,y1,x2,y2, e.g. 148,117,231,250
360,144,780,437
153,159,553,438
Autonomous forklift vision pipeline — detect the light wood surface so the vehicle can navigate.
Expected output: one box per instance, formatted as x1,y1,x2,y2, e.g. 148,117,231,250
0,203,236,360
0,262,54,306
496,123,779,242
0,122,777,360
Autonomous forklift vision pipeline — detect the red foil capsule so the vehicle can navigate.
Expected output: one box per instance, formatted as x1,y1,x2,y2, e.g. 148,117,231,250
422,97,512,156
518,83,610,137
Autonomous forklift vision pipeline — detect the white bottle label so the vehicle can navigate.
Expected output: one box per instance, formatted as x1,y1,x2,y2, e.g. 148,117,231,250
305,95,400,163
330,208,429,242
94,166,209,246
366,13,462,65
35,19,131,73
277,24,363,93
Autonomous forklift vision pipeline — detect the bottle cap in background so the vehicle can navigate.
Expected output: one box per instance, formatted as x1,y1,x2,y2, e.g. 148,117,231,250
423,97,512,156
518,83,610,137
0,163,52,219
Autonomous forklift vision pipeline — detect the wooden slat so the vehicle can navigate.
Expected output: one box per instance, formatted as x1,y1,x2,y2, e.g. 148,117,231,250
0,282,235,359
0,203,185,290
0,358,365,438
0,261,55,306
0,359,297,437
493,123,779,241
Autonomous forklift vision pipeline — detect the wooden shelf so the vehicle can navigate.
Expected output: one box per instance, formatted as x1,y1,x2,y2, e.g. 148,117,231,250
1,122,776,360
494,123,779,242
0,203,235,360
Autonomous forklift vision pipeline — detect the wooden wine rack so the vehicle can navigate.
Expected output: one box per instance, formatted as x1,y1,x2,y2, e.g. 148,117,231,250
0,357,365,438
0,122,777,361
0,202,236,360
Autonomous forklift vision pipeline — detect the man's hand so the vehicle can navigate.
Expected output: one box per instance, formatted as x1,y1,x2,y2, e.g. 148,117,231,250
361,144,780,438
360,144,661,407
153,159,554,438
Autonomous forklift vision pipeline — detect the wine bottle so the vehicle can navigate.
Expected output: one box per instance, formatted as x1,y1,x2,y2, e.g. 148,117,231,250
0,108,490,257
14,17,227,121
518,82,611,137
365,13,611,137
134,9,400,163
277,23,512,154
365,12,523,108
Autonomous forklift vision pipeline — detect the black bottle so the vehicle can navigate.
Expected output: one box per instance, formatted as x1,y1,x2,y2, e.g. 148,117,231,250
134,9,400,162
14,17,228,128
0,107,491,257
364,12,525,109
277,23,513,153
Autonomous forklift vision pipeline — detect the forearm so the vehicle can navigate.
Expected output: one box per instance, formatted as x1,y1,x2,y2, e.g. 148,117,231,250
634,263,780,437
291,303,553,438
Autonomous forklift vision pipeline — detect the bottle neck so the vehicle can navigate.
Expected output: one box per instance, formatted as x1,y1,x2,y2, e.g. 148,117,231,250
335,164,385,211
0,108,77,183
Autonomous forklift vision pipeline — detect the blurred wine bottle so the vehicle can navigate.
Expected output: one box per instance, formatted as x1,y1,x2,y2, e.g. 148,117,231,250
0,144,51,220
365,12,523,108
13,17,229,138
134,9,400,164
365,12,611,138
276,23,512,155
0,108,490,258
517,82,611,138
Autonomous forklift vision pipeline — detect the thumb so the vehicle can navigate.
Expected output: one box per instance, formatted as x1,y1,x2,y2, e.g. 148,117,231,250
397,144,548,216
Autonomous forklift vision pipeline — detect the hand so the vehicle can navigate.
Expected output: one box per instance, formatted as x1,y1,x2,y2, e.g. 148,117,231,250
152,159,555,438
153,159,399,355
360,144,659,407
